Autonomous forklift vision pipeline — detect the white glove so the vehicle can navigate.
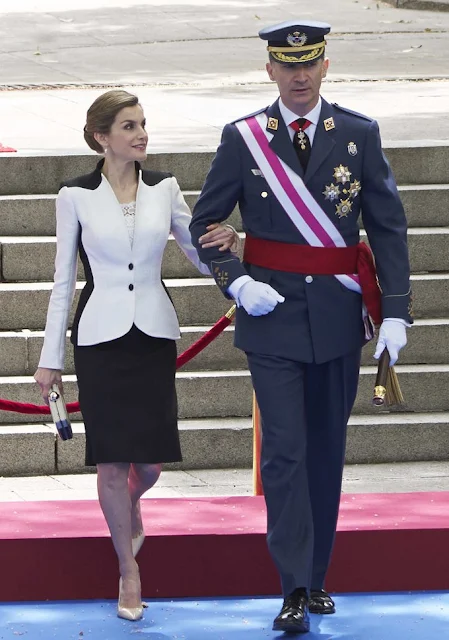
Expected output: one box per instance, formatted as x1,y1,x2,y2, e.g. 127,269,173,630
238,280,285,316
374,319,407,366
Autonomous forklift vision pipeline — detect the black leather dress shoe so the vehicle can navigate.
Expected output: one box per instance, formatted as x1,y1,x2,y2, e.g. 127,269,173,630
309,589,336,614
272,588,310,633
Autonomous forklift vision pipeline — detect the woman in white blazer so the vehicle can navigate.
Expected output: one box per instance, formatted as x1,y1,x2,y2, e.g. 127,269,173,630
34,90,238,621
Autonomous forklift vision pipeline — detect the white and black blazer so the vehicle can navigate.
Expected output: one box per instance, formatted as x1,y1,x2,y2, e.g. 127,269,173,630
39,161,210,371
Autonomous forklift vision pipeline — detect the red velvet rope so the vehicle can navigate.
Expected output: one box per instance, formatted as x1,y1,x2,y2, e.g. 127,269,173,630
0,307,236,415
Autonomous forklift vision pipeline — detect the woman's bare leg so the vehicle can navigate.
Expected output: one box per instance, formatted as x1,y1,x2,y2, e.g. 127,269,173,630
128,463,162,538
97,462,140,608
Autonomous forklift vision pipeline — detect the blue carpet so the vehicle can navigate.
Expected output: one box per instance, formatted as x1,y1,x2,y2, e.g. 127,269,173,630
1,592,448,639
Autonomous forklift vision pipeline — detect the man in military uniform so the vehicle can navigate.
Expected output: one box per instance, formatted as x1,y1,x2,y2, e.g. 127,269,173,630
190,20,412,634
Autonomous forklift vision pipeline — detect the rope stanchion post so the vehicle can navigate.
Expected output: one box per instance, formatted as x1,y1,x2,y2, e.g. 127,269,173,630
252,393,263,496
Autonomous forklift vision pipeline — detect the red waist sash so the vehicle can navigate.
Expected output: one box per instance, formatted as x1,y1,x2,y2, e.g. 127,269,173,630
243,234,382,326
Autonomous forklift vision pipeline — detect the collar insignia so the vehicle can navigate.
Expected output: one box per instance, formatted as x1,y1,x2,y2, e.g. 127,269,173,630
324,117,335,132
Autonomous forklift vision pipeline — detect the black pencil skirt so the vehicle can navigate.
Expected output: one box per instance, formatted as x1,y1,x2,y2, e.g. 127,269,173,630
74,325,182,466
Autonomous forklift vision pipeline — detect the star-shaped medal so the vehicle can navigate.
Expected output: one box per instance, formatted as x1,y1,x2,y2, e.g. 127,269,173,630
322,183,341,202
335,198,353,218
333,165,352,185
349,179,361,198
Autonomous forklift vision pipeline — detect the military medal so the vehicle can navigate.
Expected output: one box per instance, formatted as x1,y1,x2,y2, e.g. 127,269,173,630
297,130,308,150
323,183,340,202
335,198,353,218
349,179,361,198
333,165,352,185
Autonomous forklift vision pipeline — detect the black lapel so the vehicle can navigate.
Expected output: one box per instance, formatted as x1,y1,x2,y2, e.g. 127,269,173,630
304,98,337,183
266,99,304,177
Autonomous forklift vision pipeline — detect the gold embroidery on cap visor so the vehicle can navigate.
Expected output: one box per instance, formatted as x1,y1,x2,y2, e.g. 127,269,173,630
268,41,326,64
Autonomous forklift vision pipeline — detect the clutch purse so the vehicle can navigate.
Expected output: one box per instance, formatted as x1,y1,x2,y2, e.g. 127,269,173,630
48,384,73,440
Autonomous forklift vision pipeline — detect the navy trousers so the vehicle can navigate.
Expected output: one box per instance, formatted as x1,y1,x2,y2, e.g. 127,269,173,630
246,348,361,597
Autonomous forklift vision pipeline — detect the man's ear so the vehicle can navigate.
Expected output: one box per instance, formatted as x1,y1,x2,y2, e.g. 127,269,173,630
266,61,275,81
322,57,330,78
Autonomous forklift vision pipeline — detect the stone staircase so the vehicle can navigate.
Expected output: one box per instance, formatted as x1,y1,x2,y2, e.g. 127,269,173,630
0,147,448,476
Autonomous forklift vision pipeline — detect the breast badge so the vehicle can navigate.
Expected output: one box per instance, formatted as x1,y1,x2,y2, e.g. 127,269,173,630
325,167,361,219
323,183,341,202
348,180,361,198
323,117,335,132
348,141,358,156
335,199,353,218
333,165,352,185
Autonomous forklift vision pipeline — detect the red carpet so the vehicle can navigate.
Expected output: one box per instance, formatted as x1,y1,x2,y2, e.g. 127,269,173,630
1,492,449,601
0,143,17,152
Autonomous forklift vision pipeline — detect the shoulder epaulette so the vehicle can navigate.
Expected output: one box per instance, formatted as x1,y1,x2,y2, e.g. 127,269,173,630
231,106,269,124
332,103,373,122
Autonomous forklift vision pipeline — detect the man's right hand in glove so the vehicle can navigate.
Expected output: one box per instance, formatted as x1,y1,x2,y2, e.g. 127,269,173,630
236,279,285,316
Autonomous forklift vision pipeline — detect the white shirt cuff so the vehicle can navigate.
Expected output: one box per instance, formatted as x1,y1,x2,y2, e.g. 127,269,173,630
383,317,411,328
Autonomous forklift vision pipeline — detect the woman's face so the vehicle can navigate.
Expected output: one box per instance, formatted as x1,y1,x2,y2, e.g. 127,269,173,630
102,104,148,161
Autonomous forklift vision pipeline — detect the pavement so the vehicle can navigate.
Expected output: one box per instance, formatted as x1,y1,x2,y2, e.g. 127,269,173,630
385,0,449,10
1,461,449,502
1,0,449,152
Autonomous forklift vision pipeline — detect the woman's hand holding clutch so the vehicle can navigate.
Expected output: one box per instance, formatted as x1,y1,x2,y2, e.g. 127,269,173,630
34,367,63,404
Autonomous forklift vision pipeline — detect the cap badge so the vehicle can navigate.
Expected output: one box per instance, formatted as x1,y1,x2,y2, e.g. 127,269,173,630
324,117,335,132
287,31,308,47
348,141,358,156
267,117,279,131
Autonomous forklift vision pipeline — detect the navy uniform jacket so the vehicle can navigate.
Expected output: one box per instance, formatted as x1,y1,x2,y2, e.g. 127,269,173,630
190,97,412,364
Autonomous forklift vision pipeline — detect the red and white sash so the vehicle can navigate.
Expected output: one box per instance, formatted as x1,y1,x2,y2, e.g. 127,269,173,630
235,112,361,295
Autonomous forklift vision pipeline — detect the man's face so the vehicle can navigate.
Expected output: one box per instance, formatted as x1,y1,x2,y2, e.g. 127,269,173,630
266,57,329,116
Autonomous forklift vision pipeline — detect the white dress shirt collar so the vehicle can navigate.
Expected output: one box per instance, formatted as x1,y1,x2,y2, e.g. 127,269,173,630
278,97,322,128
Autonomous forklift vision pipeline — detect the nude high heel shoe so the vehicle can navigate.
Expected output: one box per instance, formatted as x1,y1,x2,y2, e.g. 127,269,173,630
117,577,143,621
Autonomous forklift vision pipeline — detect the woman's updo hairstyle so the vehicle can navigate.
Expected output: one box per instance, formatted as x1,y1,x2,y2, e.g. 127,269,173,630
83,90,139,153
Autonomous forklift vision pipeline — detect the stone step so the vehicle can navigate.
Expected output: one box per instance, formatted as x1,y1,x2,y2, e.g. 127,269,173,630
0,279,227,331
0,411,448,477
0,365,448,425
0,145,448,195
0,273,447,332
0,193,241,237
0,184,448,237
1,227,448,283
0,319,447,377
